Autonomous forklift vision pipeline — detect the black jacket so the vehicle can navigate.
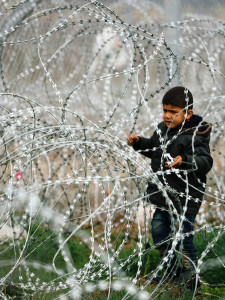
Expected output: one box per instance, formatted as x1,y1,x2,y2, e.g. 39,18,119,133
133,115,213,215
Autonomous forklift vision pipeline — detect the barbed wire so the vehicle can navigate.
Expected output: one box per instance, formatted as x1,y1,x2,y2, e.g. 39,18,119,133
0,0,225,299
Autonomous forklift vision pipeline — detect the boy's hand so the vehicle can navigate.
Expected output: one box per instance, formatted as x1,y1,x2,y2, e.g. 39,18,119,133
165,155,182,168
127,134,139,146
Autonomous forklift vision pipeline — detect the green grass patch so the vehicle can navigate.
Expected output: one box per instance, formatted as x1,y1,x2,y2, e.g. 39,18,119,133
0,223,91,298
194,229,225,284
1,224,225,299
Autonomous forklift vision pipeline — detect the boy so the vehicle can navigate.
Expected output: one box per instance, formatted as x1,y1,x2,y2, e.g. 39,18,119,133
127,86,213,292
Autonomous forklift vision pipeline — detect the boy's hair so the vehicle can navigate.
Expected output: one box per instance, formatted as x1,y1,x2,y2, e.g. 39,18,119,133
162,86,193,109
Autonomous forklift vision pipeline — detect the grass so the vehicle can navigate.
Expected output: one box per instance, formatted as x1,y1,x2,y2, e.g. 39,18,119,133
0,222,90,299
0,223,225,299
194,229,225,284
84,290,131,300
86,285,225,300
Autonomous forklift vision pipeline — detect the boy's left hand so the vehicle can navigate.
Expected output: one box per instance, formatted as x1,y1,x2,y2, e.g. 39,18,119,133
165,155,182,168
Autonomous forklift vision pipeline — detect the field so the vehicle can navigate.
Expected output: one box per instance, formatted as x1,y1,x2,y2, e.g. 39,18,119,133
1,220,225,299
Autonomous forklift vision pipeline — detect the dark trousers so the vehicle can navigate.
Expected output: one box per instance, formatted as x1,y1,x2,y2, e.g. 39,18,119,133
151,208,197,272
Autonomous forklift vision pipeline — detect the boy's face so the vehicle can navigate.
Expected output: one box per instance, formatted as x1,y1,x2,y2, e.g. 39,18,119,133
163,104,193,128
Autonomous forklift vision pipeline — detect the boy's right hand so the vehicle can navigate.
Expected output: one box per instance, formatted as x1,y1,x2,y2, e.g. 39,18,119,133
127,134,139,146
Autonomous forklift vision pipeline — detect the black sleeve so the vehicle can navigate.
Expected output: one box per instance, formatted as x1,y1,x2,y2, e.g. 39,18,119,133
181,135,213,175
133,131,157,159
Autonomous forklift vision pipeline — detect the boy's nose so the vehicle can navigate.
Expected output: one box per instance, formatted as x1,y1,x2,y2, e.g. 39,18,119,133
164,112,171,119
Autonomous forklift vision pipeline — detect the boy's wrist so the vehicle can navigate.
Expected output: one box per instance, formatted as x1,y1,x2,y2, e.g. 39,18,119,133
133,136,141,149
181,154,187,167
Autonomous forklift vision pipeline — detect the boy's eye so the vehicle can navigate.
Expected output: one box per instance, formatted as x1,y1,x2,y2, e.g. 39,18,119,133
163,110,177,114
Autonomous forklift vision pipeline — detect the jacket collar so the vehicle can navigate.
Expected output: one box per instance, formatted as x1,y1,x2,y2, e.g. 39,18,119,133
163,115,212,137
183,114,212,136
184,114,202,129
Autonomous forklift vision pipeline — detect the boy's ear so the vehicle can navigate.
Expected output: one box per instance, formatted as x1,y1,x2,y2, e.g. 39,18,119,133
186,109,193,120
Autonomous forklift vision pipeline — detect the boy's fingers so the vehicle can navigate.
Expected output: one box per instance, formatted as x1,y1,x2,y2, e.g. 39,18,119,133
172,156,182,167
127,136,134,145
170,161,179,167
127,134,139,145
165,156,182,168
